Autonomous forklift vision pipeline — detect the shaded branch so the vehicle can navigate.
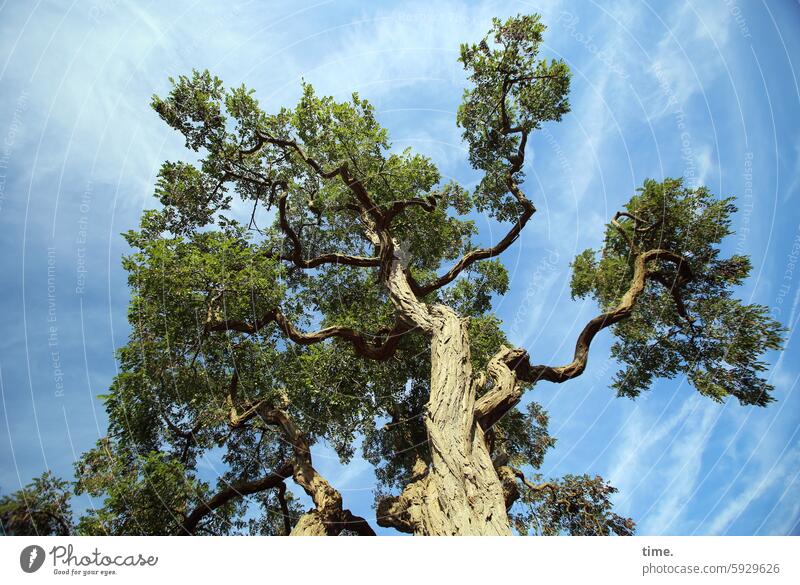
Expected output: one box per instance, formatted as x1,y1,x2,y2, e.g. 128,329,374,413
384,195,437,223
205,308,409,361
160,411,202,441
182,461,294,535
376,495,415,534
650,270,695,327
276,189,381,269
276,482,291,535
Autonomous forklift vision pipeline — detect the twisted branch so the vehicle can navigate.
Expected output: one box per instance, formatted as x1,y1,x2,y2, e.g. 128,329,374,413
184,402,375,536
409,108,535,297
503,248,692,385
276,189,380,269
205,309,409,361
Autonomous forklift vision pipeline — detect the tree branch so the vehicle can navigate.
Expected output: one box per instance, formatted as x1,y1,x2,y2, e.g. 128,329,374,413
650,270,695,327
244,130,438,336
409,129,535,297
181,460,294,535
503,248,693,385
276,482,292,535
509,466,558,497
250,132,384,224
44,509,73,536
276,189,381,269
205,308,409,361
257,408,375,536
474,345,527,430
227,400,375,536
384,195,437,223
409,68,562,297
614,211,661,233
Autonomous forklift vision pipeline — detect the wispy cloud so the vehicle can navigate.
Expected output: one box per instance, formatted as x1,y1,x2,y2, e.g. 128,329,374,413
607,394,718,533
704,441,800,535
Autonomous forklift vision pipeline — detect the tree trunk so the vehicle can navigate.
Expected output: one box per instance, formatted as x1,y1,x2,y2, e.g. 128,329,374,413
380,305,511,535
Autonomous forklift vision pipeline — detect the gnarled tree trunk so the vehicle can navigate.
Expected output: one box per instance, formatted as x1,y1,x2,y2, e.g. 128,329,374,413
380,306,512,535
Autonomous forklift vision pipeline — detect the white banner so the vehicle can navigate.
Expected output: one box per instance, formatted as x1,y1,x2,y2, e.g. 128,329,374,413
0,536,796,584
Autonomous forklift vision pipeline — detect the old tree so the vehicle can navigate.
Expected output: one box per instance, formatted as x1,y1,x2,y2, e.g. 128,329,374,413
2,15,783,536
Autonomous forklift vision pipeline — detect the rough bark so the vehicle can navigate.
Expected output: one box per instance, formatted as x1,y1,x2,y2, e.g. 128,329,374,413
378,306,511,535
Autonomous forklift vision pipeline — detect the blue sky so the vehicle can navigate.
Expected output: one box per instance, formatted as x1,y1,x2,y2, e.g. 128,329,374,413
1,0,799,535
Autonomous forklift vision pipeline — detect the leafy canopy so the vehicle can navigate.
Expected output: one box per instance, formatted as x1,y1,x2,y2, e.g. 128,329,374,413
570,178,783,406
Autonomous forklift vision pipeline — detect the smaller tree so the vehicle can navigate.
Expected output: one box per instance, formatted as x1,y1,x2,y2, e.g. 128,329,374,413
0,472,73,535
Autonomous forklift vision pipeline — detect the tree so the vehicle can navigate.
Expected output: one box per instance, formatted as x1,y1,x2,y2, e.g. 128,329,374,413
2,14,782,536
0,472,73,535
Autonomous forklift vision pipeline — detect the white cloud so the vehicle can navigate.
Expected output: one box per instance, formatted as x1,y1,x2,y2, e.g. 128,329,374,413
637,398,717,534
704,442,800,535
645,0,733,115
606,394,719,533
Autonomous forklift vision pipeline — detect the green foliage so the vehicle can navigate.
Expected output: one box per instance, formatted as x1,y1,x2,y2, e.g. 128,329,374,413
570,178,784,405
468,313,510,372
511,474,635,536
0,472,73,535
155,161,231,234
442,259,509,316
495,402,556,470
75,440,206,535
151,70,227,152
111,219,288,451
458,14,570,220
